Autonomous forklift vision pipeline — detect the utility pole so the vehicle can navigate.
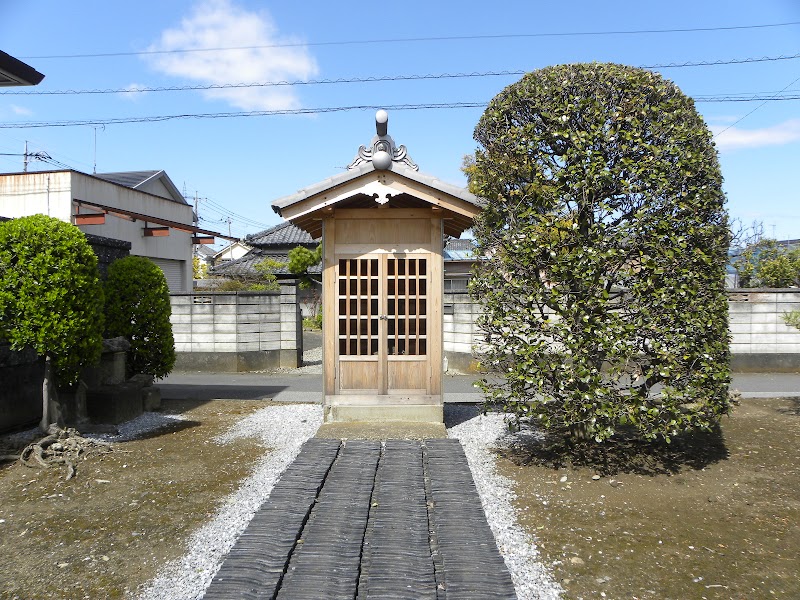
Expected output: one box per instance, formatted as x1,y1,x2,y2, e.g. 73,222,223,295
23,141,28,172
227,217,232,238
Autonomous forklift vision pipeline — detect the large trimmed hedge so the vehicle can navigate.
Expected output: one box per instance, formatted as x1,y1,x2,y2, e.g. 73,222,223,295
468,63,731,443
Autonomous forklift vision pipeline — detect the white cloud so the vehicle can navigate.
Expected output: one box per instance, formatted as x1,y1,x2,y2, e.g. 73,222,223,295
10,104,32,116
711,119,800,151
118,83,148,101
146,0,318,111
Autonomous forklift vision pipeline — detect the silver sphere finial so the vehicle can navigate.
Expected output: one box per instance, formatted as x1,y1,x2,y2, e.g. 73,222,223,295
376,110,388,136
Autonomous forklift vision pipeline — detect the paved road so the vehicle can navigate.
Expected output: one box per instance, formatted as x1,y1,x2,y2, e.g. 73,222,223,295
204,438,516,600
160,371,800,403
159,372,484,403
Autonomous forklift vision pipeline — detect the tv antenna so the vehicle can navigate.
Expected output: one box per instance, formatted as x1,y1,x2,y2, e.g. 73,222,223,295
92,124,105,174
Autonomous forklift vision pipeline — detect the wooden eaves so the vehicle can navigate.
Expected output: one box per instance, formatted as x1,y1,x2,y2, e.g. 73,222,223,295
73,198,237,241
272,163,483,239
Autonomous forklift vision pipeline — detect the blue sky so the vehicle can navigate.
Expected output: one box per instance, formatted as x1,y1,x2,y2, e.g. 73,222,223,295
1,0,798,246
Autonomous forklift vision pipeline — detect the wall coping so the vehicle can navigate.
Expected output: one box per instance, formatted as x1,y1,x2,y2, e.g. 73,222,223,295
728,288,800,294
170,290,282,297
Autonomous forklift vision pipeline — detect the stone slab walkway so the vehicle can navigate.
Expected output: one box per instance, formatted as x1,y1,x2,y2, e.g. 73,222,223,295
204,438,517,600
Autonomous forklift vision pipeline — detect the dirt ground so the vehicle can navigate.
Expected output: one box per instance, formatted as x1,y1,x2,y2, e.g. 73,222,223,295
497,397,800,599
1,396,798,600
0,398,269,600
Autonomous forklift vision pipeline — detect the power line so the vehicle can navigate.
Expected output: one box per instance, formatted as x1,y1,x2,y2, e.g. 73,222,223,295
2,95,799,130
4,53,799,97
714,73,800,138
4,71,517,96
19,21,800,60
0,103,487,129
201,197,272,229
698,93,800,102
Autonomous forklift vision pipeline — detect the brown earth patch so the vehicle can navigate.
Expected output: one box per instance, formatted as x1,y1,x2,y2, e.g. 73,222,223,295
497,398,800,599
0,398,271,600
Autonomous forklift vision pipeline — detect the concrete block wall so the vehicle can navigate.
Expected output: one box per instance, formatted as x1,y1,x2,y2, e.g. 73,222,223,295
442,290,800,373
443,292,483,372
443,292,482,354
728,289,800,371
0,344,43,432
170,284,301,372
168,288,800,373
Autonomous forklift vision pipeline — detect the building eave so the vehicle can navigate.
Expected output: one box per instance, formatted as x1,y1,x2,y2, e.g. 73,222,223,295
0,50,44,87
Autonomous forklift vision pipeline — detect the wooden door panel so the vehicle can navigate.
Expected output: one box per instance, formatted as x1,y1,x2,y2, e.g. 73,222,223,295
340,360,380,392
386,256,428,360
388,359,427,393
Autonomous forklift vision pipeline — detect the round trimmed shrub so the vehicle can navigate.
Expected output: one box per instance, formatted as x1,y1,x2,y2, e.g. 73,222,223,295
104,256,176,379
469,63,731,443
0,214,104,386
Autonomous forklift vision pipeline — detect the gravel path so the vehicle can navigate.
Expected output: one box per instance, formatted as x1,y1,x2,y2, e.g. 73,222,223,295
448,405,563,600
135,404,323,600
130,399,560,599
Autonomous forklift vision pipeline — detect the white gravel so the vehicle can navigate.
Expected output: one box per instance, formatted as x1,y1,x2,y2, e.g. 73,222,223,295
88,412,186,442
447,405,563,600
135,403,323,600
130,397,559,599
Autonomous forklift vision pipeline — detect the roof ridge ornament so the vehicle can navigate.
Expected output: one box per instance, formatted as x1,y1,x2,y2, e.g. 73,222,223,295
347,110,419,171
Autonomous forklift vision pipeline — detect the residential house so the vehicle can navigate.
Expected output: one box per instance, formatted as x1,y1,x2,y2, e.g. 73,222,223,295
211,221,319,279
210,221,321,313
211,240,252,267
194,243,216,270
0,169,226,292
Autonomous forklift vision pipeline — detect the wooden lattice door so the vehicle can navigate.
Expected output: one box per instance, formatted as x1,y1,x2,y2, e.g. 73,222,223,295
336,254,430,397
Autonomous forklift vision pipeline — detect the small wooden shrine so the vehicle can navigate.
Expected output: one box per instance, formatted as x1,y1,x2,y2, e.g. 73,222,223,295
272,111,482,422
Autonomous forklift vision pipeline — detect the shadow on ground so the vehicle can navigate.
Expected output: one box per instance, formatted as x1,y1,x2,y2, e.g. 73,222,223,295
777,397,800,416
129,419,202,440
443,403,482,428
159,384,289,402
499,423,730,476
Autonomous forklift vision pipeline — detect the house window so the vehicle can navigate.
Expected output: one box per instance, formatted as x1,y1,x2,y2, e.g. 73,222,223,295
444,278,469,292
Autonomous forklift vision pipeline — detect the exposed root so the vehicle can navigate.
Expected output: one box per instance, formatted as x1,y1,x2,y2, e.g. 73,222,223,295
19,425,112,478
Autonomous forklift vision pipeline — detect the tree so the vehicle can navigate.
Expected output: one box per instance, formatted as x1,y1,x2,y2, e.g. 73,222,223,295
0,215,104,429
104,256,175,379
193,255,209,279
288,244,322,321
733,239,800,288
212,256,283,291
287,244,322,290
468,63,731,443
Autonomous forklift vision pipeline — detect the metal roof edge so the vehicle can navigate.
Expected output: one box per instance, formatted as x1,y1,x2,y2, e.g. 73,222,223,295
271,161,481,216
133,170,187,205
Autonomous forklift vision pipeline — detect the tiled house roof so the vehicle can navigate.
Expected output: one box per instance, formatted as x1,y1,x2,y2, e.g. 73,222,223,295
245,221,319,247
211,248,322,277
212,222,320,278
443,238,476,261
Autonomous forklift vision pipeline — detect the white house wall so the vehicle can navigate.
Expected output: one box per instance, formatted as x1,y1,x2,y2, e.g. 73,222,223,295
0,171,193,292
0,171,73,222
134,177,173,201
